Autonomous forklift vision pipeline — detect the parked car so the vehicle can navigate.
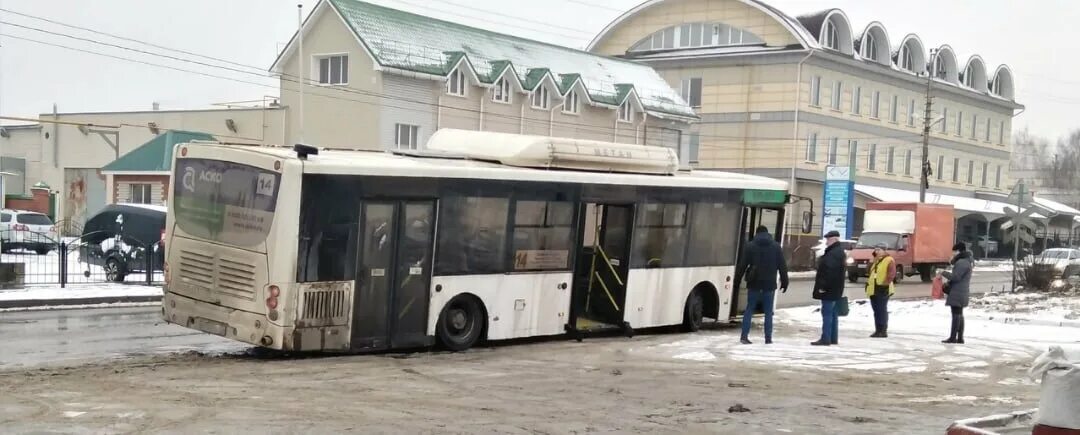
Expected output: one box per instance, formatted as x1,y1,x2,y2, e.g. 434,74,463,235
78,204,166,282
0,209,58,255
1028,248,1080,278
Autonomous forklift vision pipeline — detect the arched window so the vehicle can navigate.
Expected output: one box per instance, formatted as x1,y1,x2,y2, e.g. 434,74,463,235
863,33,877,60
901,48,914,71
823,20,840,50
895,34,926,75
630,22,764,52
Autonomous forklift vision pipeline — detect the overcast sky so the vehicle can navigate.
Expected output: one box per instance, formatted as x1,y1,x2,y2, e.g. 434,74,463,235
0,0,1074,142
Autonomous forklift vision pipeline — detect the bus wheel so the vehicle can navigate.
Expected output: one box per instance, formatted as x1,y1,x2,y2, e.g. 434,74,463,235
682,290,705,332
436,295,485,352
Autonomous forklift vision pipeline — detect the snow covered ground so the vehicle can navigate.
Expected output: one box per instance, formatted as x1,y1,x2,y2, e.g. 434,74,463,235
642,291,1080,386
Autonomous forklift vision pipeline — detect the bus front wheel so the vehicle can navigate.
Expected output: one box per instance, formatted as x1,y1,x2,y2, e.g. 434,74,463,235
436,295,485,352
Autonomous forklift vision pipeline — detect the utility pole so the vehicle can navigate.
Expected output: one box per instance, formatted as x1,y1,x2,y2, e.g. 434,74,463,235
919,48,938,203
297,3,305,144
1011,179,1027,291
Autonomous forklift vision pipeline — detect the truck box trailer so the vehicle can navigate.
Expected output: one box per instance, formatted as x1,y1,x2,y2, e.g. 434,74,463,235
848,202,955,283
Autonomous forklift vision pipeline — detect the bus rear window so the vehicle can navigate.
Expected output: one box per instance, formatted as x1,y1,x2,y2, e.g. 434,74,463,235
173,158,280,247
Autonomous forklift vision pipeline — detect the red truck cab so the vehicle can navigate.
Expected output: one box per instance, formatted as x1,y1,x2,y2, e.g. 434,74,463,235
847,202,955,283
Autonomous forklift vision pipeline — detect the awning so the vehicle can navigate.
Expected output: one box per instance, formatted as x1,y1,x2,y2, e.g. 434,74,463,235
854,184,1046,219
1033,197,1080,218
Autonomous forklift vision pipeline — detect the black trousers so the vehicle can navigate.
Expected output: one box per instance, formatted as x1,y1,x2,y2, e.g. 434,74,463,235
949,306,965,340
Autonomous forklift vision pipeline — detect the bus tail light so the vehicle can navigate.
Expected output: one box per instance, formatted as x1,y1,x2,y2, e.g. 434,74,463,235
265,285,280,310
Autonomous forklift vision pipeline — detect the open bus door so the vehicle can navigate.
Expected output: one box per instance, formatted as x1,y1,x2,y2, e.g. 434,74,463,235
730,189,789,321
569,203,634,337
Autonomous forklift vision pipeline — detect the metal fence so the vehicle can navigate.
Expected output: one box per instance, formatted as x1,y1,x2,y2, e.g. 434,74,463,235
1,229,163,287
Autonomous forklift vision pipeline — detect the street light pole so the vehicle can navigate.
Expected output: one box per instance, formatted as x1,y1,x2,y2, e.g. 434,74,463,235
919,48,938,203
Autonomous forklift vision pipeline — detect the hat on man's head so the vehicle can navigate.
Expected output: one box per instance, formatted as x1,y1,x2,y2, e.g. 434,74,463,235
824,230,841,238
952,242,967,252
756,225,769,234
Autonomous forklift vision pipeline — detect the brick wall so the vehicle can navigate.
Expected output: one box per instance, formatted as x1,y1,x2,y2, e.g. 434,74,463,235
6,187,51,216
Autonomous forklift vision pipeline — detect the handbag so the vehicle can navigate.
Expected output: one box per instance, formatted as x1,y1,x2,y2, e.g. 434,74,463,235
931,275,945,299
837,296,850,317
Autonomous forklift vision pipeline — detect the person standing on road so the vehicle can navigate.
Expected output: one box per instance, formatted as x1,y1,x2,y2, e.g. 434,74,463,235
941,242,973,344
734,225,790,345
866,244,896,338
812,230,846,346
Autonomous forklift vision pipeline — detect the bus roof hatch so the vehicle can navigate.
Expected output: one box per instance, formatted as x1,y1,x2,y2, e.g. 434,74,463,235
426,129,679,175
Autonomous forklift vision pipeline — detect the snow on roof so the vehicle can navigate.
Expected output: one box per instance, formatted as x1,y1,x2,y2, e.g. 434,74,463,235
855,184,1044,218
324,0,696,119
1033,196,1080,217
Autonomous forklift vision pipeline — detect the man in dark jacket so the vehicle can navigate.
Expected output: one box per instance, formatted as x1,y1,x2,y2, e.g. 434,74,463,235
812,230,847,346
734,225,789,344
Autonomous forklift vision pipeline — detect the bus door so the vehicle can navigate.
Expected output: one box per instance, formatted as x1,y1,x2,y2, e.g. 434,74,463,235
571,203,633,331
352,200,435,351
730,206,785,320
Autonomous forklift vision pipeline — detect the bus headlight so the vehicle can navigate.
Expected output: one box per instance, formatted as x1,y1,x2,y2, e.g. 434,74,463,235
846,257,855,265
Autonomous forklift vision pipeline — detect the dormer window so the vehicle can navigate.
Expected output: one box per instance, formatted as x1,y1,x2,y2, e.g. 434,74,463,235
823,20,840,50
618,101,634,123
563,90,579,114
863,33,877,61
447,69,466,96
492,77,511,103
531,86,550,109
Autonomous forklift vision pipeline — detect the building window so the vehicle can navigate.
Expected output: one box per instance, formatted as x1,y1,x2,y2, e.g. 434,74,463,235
492,78,511,103
886,146,896,173
394,123,419,150
563,90,579,114
317,55,348,85
831,81,842,110
971,114,978,139
810,76,821,106
688,133,700,164
904,149,913,176
863,33,877,60
867,144,877,171
986,118,993,142
130,184,152,204
937,155,945,181
967,160,974,184
956,110,964,136
890,95,899,123
847,140,858,167
871,91,881,118
531,86,550,109
629,22,764,52
940,108,948,133
999,120,1005,144
618,101,634,123
806,133,818,162
681,78,702,108
952,157,960,182
981,162,989,186
827,138,839,164
901,47,915,72
908,98,917,127
447,69,467,96
995,164,1002,188
934,56,948,80
852,87,862,115
823,20,840,50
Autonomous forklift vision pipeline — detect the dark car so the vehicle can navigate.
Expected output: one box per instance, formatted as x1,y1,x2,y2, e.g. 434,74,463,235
79,203,166,282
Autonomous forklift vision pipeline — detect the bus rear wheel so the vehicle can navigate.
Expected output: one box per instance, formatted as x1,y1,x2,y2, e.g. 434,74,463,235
682,290,705,332
436,295,485,352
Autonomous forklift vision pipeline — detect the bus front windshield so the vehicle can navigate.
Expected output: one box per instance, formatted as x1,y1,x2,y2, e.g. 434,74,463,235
855,232,901,250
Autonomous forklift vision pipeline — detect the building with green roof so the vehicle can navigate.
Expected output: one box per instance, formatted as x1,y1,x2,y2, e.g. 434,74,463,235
270,0,699,164
101,130,215,206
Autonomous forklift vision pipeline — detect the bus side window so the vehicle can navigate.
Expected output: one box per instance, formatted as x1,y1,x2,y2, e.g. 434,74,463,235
632,202,688,268
436,196,509,275
298,179,359,282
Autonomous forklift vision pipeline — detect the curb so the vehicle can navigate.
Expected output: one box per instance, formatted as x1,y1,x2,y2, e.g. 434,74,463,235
0,295,162,309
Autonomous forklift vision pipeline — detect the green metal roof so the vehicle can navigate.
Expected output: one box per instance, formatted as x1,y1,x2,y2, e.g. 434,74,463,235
102,130,215,173
326,0,697,119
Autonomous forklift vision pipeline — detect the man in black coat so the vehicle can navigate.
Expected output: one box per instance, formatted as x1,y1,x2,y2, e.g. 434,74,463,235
734,225,790,344
812,230,847,346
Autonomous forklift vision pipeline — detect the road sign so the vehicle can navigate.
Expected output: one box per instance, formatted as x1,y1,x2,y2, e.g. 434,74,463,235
1002,226,1035,245
822,165,854,239
1007,180,1033,204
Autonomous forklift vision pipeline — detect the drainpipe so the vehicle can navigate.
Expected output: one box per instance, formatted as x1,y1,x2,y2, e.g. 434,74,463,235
787,50,815,248
437,95,443,130
479,90,486,131
519,100,525,134
613,112,619,142
549,100,565,136
637,110,648,145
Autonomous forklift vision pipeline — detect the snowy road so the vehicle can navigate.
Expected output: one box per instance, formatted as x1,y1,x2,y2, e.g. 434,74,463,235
0,271,1012,369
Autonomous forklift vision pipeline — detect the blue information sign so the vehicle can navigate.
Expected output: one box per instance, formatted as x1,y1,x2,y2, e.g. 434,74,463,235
822,166,854,239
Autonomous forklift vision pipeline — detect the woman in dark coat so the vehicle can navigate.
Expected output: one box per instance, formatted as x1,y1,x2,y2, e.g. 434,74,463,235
940,242,973,344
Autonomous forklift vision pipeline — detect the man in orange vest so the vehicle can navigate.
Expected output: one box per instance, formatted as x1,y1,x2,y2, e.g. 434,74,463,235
866,244,896,338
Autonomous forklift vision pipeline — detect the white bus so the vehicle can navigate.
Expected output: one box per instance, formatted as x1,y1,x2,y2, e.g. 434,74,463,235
162,129,789,352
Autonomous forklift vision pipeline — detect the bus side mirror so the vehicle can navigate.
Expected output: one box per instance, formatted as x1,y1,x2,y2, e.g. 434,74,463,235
801,211,813,234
